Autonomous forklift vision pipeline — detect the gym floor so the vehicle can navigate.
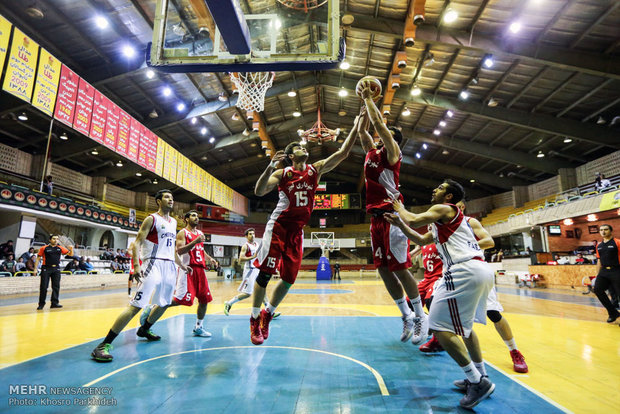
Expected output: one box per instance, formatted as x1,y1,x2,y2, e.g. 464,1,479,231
1,277,618,413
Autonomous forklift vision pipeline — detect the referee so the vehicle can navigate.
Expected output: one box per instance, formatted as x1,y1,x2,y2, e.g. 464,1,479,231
594,224,620,323
34,234,74,310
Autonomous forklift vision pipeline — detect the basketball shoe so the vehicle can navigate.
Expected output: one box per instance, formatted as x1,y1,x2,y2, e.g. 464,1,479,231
411,314,429,345
137,327,161,341
250,315,263,345
193,327,212,337
260,309,273,340
459,377,495,409
453,375,488,391
419,334,444,352
224,302,231,316
91,343,113,362
510,349,528,373
400,314,415,342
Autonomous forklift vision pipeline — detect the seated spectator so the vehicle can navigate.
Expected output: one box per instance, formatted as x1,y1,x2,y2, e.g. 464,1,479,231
496,249,504,262
0,240,14,259
575,253,591,264
121,260,130,272
110,258,120,272
20,247,36,263
594,173,611,191
84,257,94,272
15,257,27,273
25,256,36,273
64,258,80,273
555,254,570,265
1,254,17,274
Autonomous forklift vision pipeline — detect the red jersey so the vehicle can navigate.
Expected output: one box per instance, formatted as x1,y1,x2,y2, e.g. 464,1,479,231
421,243,443,279
364,148,404,212
269,164,319,226
181,228,207,268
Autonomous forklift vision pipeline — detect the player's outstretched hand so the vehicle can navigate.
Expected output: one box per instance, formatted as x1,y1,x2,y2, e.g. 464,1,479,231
391,199,406,214
133,269,144,284
359,82,373,100
384,212,405,229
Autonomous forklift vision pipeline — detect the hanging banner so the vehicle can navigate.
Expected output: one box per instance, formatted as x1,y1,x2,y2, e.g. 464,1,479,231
0,15,11,75
137,123,149,168
127,118,140,162
162,141,172,181
2,27,38,102
203,171,213,201
170,148,179,185
89,89,108,143
73,77,95,136
53,64,79,126
31,48,61,116
103,97,119,150
147,131,158,173
155,136,165,176
116,110,131,156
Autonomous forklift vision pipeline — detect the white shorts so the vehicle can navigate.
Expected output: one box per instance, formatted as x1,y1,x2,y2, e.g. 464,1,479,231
429,259,494,338
130,259,178,308
238,267,260,295
486,286,504,313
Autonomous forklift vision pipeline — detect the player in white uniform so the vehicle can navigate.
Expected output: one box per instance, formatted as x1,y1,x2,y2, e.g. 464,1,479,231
224,228,263,313
385,180,495,410
91,190,189,363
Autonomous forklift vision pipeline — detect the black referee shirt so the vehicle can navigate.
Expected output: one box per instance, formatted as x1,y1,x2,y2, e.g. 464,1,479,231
596,238,620,267
38,245,69,267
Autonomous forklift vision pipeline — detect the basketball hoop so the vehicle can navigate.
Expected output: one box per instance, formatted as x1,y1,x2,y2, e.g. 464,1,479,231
229,72,275,113
277,0,328,12
300,89,340,145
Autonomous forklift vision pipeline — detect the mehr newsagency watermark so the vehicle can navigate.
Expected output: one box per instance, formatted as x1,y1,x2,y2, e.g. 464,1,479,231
7,384,117,407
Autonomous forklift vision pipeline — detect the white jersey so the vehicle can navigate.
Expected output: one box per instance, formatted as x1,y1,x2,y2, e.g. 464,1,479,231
143,213,177,261
429,204,483,269
242,241,260,271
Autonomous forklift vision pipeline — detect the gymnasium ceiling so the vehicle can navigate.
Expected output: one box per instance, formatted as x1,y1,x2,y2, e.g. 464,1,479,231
0,0,619,206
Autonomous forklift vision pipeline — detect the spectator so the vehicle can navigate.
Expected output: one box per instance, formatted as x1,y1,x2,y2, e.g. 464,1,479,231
575,253,591,265
15,257,27,273
526,247,537,265
496,249,504,262
0,240,14,259
110,258,120,272
42,175,54,195
64,259,80,273
594,173,611,191
554,254,570,265
26,256,36,273
20,247,36,263
1,254,17,274
79,257,94,272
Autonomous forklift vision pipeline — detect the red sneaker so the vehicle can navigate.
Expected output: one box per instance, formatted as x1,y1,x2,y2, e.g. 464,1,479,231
510,349,528,373
260,309,273,340
250,315,263,345
419,335,444,353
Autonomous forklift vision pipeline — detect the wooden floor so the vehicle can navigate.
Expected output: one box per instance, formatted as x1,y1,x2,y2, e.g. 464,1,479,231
1,274,618,413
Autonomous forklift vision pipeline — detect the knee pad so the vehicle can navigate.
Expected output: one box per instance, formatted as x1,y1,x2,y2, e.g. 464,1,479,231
256,272,272,288
487,310,503,323
282,280,293,289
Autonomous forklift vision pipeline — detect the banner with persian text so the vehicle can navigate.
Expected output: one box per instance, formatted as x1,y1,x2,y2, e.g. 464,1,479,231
89,89,108,143
73,77,94,136
31,48,61,116
102,96,119,150
0,15,11,73
2,27,38,102
53,64,79,126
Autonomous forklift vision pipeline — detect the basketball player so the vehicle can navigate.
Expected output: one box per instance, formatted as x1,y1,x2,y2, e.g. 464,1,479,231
385,180,495,409
358,81,428,344
139,210,218,337
248,113,362,345
91,190,189,362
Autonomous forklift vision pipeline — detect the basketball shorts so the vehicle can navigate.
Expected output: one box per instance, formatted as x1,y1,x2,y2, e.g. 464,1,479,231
428,259,494,338
418,274,442,303
370,214,412,271
238,267,260,295
485,286,504,313
130,259,177,308
174,265,212,306
255,219,303,284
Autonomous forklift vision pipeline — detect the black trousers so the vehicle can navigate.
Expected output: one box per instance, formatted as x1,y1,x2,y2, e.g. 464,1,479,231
593,267,620,316
39,267,61,306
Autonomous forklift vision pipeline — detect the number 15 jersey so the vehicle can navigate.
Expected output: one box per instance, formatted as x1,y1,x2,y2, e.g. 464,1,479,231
270,164,319,227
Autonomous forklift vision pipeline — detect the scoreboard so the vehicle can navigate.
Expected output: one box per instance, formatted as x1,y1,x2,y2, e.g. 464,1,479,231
313,194,361,210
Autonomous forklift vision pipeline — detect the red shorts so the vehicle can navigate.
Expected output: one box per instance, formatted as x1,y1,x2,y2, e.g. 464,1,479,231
370,215,412,271
173,265,212,306
255,219,303,285
418,274,442,303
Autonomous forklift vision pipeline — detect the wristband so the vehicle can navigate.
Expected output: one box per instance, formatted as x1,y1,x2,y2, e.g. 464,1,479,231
269,160,278,169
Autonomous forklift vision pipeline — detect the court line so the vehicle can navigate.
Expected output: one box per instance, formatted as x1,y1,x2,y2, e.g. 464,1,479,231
83,345,390,396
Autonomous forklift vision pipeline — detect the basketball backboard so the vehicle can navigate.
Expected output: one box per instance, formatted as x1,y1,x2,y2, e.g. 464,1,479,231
148,0,344,72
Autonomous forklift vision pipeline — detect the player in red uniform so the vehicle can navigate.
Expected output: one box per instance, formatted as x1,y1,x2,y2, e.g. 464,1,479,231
358,81,428,344
249,113,363,345
139,210,218,337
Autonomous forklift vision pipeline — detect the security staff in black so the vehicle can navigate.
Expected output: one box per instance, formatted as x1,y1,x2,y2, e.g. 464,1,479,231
34,235,74,310
594,224,620,323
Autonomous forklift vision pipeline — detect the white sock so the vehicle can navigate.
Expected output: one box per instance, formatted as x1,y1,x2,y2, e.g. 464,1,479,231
195,318,203,329
462,362,482,383
395,296,413,317
228,296,240,305
409,295,425,318
251,307,261,318
504,338,517,351
266,303,277,315
474,361,487,376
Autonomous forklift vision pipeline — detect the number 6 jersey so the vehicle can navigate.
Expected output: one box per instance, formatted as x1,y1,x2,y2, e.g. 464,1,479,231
270,164,319,227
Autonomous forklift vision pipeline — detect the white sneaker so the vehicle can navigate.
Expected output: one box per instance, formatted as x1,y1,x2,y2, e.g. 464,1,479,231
411,314,429,345
193,327,212,337
400,314,415,342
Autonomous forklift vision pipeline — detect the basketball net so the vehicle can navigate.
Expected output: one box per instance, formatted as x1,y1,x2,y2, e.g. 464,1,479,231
230,72,275,113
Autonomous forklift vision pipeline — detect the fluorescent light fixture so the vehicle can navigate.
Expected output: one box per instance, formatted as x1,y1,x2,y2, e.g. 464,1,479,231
446,110,454,117
146,69,155,79
537,152,545,158
443,9,458,23
162,87,172,97
509,21,521,34
293,111,301,117
201,127,207,135
122,44,136,58
459,90,469,100
415,152,421,159
116,161,123,167
433,129,441,136
152,179,158,184
339,61,350,70
410,86,421,96
402,107,411,116
17,113,28,121
91,149,99,155
439,120,447,127
59,133,68,140
191,117,197,124
563,137,572,143
136,172,142,177
176,102,186,111
95,16,109,29
338,88,348,97
288,90,297,97
209,137,215,144
483,56,494,68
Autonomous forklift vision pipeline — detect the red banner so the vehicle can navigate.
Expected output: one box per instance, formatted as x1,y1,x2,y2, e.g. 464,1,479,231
127,118,140,162
137,124,148,168
53,65,79,126
116,110,130,156
146,131,158,172
73,77,94,136
103,97,119,150
89,89,107,143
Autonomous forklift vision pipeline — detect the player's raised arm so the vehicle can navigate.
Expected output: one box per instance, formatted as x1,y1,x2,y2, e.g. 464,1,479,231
255,151,286,196
384,212,434,246
358,108,374,152
392,200,455,228
468,217,495,250
360,82,400,165
314,115,361,175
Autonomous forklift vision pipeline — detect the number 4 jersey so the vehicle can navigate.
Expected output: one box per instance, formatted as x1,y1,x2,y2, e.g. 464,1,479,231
270,164,319,227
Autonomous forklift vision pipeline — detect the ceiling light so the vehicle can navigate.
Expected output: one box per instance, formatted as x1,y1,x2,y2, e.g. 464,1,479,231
59,133,68,140
563,137,572,143
402,107,411,116
415,153,421,159
152,179,158,184
209,137,215,144
338,109,347,116
116,161,123,167
483,56,494,68
459,90,469,100
509,21,522,34
162,87,172,97
443,9,458,23
148,109,158,118
242,129,250,136
201,127,207,135
433,129,441,136
17,112,28,121
25,7,44,19
339,61,350,70
257,153,264,158
287,90,297,97
191,117,197,124
201,155,208,160
95,16,109,29
293,111,301,117
338,88,348,97
439,120,447,127
487,98,498,107
596,116,606,125
136,172,142,177
297,129,304,136
446,110,454,117
470,179,476,183
422,143,428,150
442,149,449,155
410,86,421,96
218,92,228,102
122,44,136,58
91,149,99,155
176,102,186,111
563,218,573,226
586,214,598,222
231,112,240,120
146,69,155,79
537,151,545,158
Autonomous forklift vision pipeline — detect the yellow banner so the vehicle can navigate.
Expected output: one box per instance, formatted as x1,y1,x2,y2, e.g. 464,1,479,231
0,15,11,76
31,48,61,116
204,171,213,201
2,27,39,102
155,136,164,176
162,142,172,181
170,149,179,185
599,190,620,212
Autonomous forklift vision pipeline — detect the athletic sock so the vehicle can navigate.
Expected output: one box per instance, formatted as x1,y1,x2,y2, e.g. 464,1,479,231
251,307,261,318
228,296,240,305
462,361,482,383
266,303,277,315
195,318,203,329
474,361,487,376
409,295,425,317
395,296,413,317
103,330,118,345
504,338,517,351
128,287,131,296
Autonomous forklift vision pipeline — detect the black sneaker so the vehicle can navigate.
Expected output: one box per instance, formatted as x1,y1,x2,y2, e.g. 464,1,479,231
453,375,488,391
51,304,63,309
91,343,113,362
137,327,161,341
606,313,619,323
459,377,495,409
36,305,44,310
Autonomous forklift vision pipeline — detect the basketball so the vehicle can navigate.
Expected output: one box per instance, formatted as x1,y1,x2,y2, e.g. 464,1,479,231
356,76,382,102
